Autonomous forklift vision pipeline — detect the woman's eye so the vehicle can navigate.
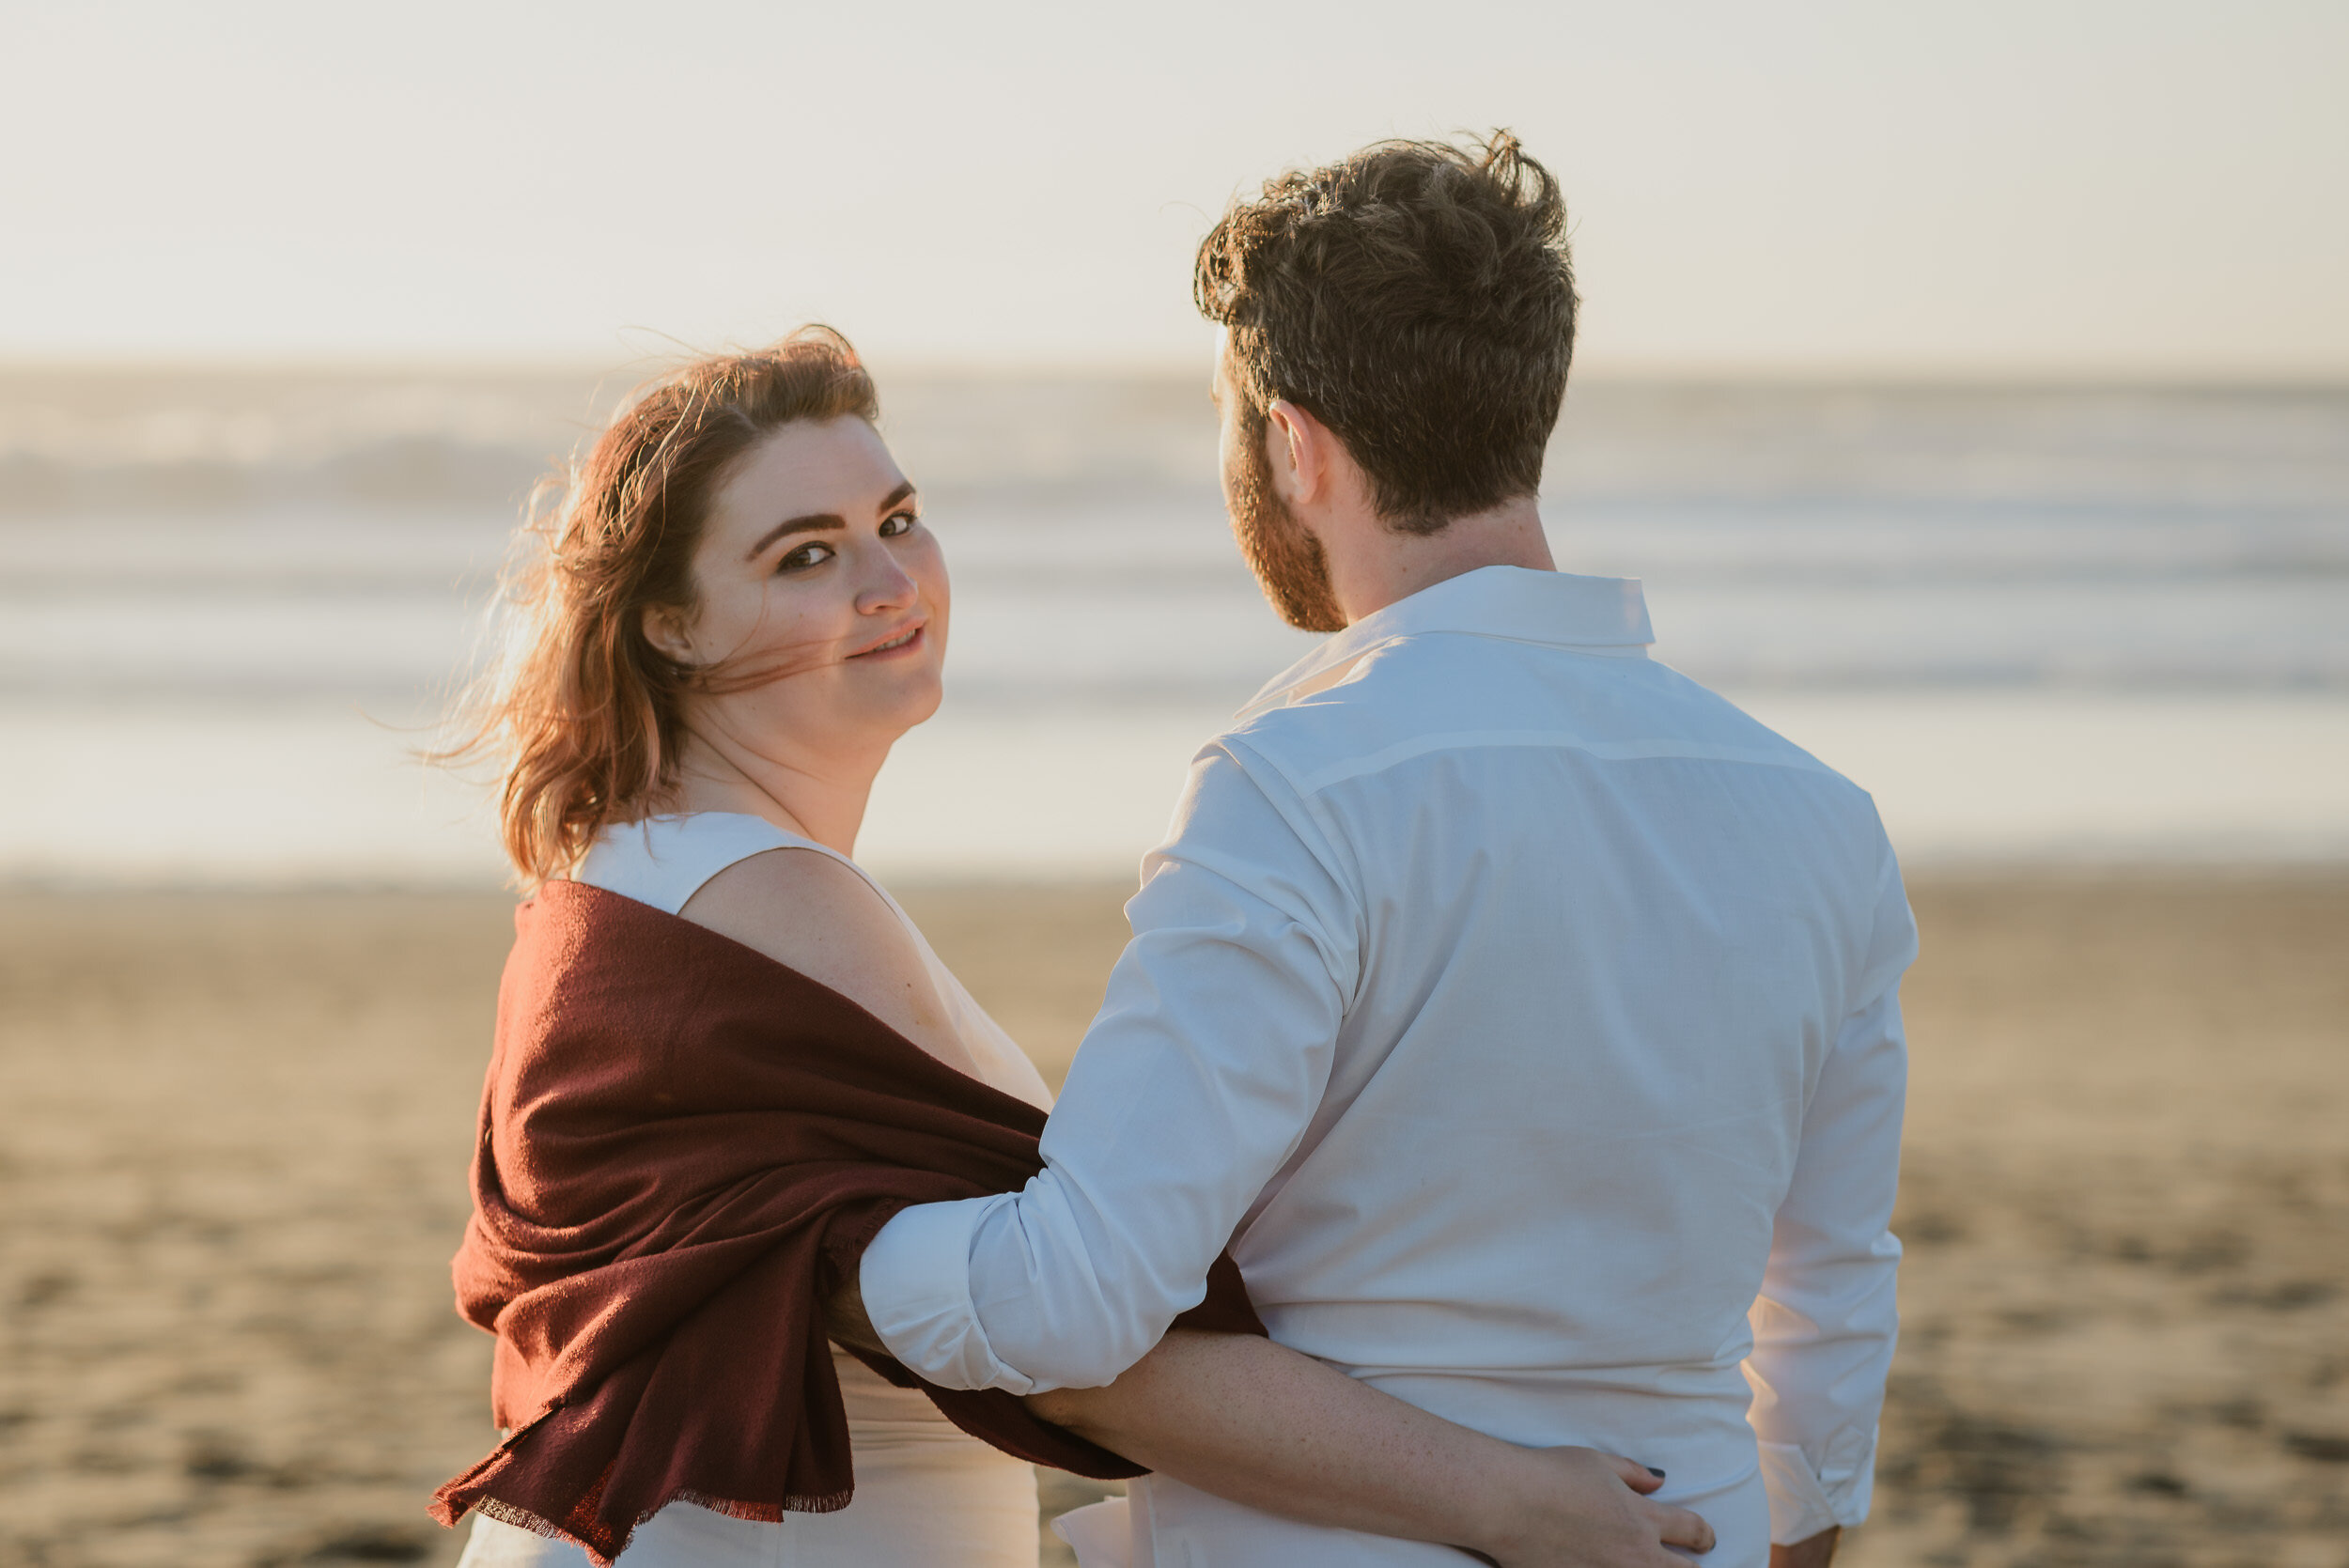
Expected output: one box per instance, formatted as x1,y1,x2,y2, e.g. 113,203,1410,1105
778,541,834,573
879,511,918,537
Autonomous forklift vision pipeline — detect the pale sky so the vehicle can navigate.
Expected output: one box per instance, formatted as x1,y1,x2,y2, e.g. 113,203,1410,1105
6,0,2344,377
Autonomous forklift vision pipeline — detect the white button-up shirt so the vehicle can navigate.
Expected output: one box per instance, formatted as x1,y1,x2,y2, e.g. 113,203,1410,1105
863,566,1913,1566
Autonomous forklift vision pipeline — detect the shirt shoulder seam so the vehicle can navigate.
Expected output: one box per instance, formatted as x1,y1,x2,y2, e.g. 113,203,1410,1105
1288,730,1843,799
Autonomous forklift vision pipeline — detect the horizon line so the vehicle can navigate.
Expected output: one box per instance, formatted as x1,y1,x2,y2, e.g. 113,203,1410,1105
2,352,2347,394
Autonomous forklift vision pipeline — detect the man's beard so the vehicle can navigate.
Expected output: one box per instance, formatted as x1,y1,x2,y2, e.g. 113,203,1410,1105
1227,411,1346,634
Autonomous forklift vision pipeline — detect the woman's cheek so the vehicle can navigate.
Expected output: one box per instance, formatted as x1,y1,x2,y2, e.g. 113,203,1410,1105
749,583,826,660
919,540,951,620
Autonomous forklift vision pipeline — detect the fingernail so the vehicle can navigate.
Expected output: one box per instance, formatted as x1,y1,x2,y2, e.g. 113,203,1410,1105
1647,1467,1666,1479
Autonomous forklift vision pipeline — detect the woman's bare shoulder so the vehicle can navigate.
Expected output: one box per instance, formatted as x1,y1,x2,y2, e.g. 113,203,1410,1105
676,845,891,956
677,848,967,1065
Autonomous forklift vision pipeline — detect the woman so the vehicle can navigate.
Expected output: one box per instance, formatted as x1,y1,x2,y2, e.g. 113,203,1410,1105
439,329,1711,1568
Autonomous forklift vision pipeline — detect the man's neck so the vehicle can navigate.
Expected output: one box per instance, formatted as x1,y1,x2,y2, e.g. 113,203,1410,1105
1328,496,1554,626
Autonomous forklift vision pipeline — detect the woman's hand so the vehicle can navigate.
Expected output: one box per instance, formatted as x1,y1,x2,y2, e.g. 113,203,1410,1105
1026,1330,1711,1564
1467,1446,1714,1566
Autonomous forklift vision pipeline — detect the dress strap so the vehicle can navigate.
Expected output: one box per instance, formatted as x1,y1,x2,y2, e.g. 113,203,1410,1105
574,813,877,917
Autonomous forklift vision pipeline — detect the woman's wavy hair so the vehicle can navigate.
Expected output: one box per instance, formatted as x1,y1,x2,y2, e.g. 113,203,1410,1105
442,327,878,886
1194,131,1577,535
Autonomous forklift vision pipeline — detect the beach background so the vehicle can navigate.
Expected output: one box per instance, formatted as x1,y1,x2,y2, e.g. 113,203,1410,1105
4,365,2344,1568
4,2,2347,1565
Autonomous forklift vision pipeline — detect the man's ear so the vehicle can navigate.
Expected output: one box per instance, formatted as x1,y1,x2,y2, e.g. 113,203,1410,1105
1265,399,1330,506
642,602,696,665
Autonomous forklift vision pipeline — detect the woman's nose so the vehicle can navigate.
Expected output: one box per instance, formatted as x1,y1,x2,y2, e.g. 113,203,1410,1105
855,552,918,614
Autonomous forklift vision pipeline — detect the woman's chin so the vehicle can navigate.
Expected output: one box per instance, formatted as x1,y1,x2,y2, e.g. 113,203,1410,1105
900,680,946,730
866,673,945,739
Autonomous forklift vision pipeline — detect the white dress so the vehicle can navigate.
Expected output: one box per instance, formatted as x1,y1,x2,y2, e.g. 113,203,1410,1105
458,813,1054,1568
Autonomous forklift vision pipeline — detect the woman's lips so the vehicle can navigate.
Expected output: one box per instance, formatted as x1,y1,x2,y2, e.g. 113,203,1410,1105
848,621,926,660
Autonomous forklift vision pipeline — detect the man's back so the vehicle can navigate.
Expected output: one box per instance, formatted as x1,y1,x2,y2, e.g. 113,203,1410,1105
1182,566,1911,1560
864,567,1913,1565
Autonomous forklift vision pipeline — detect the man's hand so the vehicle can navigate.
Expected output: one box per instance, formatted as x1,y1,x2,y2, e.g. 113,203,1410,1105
1770,1527,1839,1568
1470,1447,1715,1567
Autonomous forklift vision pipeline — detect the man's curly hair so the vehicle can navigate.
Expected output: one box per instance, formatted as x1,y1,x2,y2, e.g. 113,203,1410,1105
1195,132,1578,536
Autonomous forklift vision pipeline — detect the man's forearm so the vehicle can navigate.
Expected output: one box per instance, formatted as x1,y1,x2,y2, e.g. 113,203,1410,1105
1773,1527,1839,1567
825,1271,886,1358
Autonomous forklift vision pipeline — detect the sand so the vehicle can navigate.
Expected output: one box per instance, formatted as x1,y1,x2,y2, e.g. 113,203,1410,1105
0,875,2342,1568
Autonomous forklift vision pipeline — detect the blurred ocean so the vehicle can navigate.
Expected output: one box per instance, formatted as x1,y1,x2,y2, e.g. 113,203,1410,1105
2,367,2344,885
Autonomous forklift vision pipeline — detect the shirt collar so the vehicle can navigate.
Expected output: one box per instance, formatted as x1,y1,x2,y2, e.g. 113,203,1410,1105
1238,566,1654,719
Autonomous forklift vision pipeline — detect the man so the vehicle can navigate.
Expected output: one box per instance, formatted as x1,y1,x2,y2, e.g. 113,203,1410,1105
857,133,1911,1567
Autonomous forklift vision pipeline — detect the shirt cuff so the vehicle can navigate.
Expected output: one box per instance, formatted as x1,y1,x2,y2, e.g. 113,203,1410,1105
858,1194,1034,1394
1756,1427,1876,1544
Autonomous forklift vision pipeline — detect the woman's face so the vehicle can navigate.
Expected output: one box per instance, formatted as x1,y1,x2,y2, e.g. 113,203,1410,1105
649,415,948,768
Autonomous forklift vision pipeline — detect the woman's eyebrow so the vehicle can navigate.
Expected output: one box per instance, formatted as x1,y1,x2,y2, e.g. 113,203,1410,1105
744,513,843,561
743,483,917,562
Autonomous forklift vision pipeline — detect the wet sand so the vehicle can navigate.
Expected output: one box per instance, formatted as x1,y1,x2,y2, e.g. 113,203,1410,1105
0,876,2341,1567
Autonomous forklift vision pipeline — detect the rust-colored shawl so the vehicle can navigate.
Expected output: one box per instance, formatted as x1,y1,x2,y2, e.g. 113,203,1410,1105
428,880,1262,1564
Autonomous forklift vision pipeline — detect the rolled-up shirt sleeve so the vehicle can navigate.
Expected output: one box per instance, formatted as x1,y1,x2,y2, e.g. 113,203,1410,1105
1745,840,1915,1543
860,738,1358,1393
